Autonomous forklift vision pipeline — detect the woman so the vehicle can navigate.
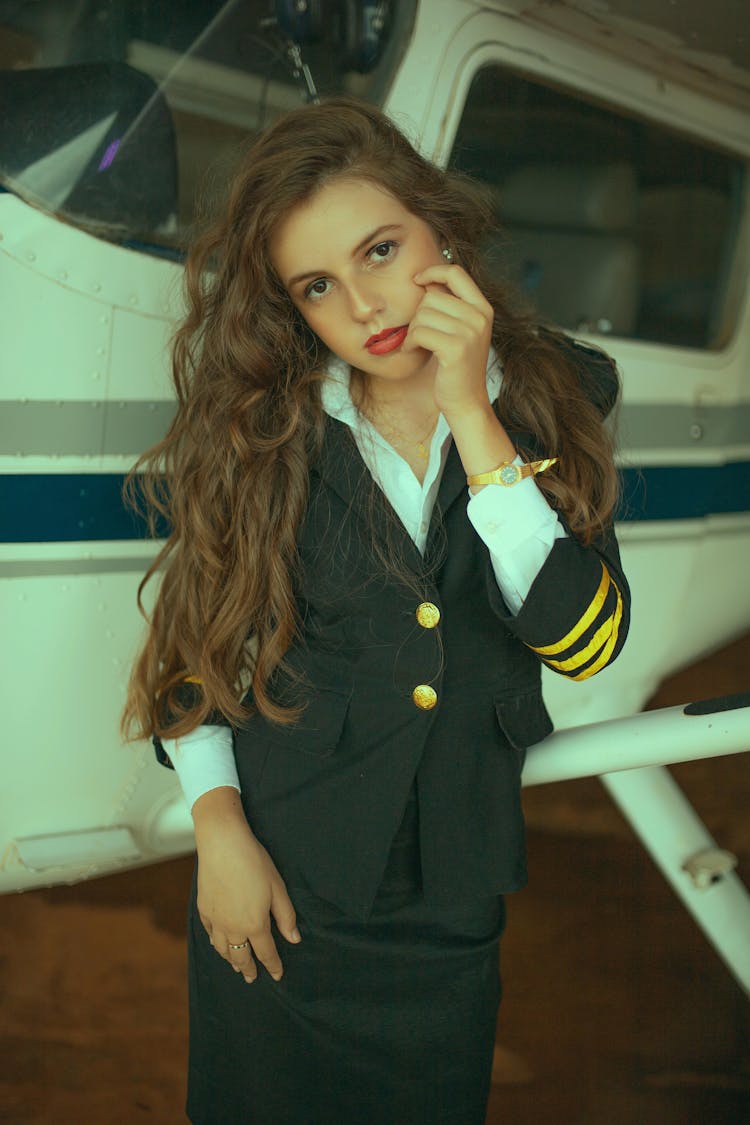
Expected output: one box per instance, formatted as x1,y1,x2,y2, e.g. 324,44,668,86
123,97,629,1123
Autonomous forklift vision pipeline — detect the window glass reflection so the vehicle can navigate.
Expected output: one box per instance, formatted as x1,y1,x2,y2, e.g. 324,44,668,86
451,65,745,350
0,1,412,253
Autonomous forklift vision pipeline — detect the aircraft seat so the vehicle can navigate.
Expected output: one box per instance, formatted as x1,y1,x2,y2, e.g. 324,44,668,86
485,161,640,336
636,185,732,347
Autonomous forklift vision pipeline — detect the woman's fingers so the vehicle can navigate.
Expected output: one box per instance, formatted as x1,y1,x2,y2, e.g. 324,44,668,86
224,935,258,983
195,827,300,985
408,306,478,343
405,305,486,355
212,921,287,983
212,928,259,983
413,263,493,316
406,312,485,367
404,266,492,368
412,287,489,332
405,263,494,418
270,879,302,945
247,924,285,981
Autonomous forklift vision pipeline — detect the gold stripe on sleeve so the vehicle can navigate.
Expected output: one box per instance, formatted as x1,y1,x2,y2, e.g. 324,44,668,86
570,583,623,681
528,562,610,657
543,599,619,673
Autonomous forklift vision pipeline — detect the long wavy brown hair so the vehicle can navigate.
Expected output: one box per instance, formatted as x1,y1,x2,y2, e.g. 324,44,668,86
121,96,620,743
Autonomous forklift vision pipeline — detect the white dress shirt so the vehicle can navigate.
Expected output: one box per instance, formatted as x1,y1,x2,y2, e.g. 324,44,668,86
164,349,565,810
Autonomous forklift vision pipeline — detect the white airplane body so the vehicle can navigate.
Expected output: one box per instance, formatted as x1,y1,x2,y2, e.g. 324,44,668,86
1,1,748,895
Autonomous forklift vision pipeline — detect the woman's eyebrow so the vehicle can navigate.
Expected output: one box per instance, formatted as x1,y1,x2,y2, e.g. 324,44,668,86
286,224,403,288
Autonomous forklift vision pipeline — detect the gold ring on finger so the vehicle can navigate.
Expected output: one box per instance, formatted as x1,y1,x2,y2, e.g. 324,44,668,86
228,940,250,950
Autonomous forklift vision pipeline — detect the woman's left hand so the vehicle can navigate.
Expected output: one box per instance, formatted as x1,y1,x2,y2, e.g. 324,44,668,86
405,264,494,419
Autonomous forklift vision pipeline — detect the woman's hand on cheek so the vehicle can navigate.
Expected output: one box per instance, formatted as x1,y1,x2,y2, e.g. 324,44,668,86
405,264,494,420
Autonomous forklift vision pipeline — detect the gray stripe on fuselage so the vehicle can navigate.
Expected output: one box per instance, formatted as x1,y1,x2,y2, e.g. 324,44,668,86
1,400,749,455
0,556,158,577
0,401,176,455
617,403,750,449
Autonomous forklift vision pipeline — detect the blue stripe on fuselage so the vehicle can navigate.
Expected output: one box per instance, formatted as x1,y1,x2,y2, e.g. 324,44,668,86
0,465,749,542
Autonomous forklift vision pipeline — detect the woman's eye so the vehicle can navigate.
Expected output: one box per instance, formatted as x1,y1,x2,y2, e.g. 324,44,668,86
304,278,331,301
368,240,397,263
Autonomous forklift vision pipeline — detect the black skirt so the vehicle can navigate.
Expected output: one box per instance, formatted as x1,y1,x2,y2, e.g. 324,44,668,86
186,785,505,1124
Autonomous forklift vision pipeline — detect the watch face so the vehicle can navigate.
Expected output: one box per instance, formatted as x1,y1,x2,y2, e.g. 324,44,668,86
499,464,520,485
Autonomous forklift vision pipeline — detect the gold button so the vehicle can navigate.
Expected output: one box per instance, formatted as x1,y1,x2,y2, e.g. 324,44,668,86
412,684,437,710
415,601,440,629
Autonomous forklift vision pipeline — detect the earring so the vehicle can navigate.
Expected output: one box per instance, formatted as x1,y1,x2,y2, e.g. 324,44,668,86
442,247,454,263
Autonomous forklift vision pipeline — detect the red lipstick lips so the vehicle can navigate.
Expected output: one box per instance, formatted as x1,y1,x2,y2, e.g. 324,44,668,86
365,325,408,355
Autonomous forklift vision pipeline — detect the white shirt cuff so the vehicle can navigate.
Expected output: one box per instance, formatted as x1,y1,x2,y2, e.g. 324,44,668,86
467,469,566,614
161,725,239,812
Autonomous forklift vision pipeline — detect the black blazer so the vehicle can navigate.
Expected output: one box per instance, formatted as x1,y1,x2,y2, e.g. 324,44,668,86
158,339,630,921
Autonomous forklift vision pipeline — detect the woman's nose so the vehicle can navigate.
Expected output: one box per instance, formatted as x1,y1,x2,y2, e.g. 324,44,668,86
346,280,384,321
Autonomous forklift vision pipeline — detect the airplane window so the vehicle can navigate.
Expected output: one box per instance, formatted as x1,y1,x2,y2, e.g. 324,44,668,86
0,0,414,255
450,65,745,350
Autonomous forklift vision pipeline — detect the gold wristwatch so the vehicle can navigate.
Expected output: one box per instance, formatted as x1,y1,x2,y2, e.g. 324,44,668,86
466,457,558,487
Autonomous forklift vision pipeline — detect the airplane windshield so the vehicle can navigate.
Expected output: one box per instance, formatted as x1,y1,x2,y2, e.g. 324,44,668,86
0,0,414,255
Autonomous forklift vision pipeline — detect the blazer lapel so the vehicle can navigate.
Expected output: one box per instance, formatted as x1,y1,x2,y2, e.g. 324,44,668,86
311,415,369,515
311,416,426,572
424,437,467,557
435,437,468,515
312,416,481,574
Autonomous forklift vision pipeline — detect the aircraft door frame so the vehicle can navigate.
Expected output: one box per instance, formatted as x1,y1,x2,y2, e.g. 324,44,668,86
385,9,750,378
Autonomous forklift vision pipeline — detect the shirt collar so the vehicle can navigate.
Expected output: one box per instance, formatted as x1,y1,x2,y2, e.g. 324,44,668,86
320,346,502,424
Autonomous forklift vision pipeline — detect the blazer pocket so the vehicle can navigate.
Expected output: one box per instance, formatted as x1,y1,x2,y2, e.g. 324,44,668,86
262,684,352,758
494,688,554,758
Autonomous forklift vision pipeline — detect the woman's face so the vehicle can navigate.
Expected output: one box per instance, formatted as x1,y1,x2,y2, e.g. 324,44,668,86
269,177,445,390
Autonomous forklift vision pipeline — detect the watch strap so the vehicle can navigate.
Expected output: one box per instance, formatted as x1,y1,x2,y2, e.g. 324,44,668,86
467,457,558,487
